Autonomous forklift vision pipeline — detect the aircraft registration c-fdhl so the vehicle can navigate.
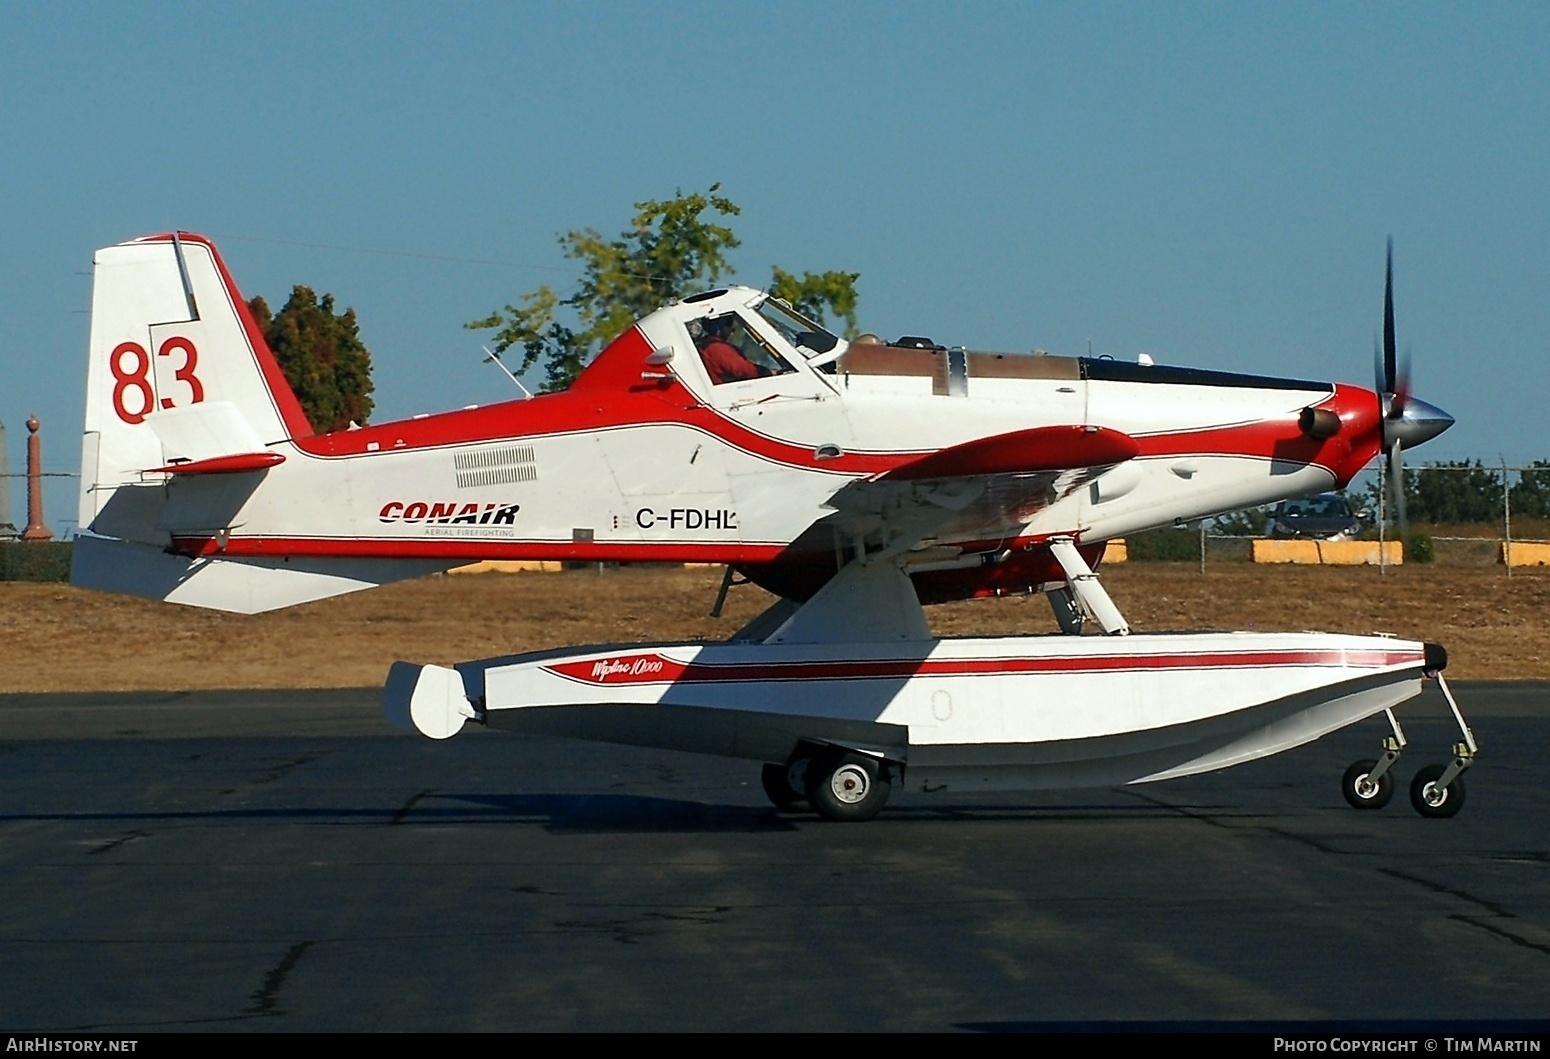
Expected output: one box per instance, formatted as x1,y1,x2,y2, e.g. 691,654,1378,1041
72,232,1478,821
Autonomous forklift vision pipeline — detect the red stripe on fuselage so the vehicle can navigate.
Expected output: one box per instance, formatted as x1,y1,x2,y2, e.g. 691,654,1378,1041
170,535,789,564
170,529,1087,565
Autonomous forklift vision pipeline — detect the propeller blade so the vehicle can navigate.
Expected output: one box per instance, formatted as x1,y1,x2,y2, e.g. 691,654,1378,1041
1383,237,1397,395
1390,346,1412,421
1388,438,1408,540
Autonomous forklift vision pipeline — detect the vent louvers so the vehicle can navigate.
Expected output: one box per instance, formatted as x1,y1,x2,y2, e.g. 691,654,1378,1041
454,445,537,488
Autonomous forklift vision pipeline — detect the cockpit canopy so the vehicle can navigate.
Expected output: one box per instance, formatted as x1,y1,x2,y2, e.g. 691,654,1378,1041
671,287,846,386
648,285,1333,398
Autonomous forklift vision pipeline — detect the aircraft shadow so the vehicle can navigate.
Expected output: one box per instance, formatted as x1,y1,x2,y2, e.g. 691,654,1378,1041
447,792,1191,831
0,796,801,835
444,792,800,833
0,792,1197,834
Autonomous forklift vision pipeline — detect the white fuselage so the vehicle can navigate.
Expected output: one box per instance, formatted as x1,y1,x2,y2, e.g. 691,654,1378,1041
144,330,1347,564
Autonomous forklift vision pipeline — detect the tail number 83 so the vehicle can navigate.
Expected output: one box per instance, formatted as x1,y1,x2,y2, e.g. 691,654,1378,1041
110,337,205,425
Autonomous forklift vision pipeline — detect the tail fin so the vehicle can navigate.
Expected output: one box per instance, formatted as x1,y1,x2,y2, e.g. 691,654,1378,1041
79,232,313,531
71,234,447,614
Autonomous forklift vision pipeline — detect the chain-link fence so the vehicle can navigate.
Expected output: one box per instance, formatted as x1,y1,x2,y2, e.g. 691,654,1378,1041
1380,461,1548,575
1126,462,1550,573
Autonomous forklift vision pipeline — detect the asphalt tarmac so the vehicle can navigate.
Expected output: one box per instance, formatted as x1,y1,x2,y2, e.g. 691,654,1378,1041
0,682,1547,1032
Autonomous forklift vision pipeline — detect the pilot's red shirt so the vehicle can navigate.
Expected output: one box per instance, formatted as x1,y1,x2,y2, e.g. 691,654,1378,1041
699,339,762,385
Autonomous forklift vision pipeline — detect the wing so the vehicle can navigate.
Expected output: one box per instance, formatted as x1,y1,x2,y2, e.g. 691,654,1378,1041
823,425,1139,560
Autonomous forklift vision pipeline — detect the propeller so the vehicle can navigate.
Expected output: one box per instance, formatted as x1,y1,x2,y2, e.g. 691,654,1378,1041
1365,239,1454,541
1374,239,1411,539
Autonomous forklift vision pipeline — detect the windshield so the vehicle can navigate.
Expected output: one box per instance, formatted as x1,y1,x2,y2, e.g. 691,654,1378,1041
1285,496,1352,519
753,297,839,357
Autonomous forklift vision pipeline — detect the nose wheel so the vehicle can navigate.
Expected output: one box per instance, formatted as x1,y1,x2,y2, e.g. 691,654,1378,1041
1339,673,1477,818
1342,708,1405,810
1405,674,1477,819
1409,762,1467,818
1342,758,1395,809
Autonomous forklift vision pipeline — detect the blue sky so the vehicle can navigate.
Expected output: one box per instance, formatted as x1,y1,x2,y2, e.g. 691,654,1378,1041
2,2,1546,532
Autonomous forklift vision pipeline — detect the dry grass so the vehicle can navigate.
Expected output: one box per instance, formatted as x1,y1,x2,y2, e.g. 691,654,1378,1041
2,562,1548,692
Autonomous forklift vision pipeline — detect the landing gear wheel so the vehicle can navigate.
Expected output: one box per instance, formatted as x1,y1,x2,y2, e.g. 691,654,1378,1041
806,751,891,823
1410,764,1466,818
761,760,810,813
1342,759,1394,810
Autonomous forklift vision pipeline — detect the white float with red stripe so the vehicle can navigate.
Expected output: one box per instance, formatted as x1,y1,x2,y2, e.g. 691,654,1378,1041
387,629,1441,802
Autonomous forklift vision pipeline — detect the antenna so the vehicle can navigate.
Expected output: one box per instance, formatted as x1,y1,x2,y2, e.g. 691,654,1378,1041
483,346,533,399
171,231,201,321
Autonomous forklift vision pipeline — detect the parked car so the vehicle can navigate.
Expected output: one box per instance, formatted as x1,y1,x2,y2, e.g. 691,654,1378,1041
1268,494,1366,540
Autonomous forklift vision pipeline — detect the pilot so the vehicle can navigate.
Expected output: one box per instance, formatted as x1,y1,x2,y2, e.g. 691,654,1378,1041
694,316,765,385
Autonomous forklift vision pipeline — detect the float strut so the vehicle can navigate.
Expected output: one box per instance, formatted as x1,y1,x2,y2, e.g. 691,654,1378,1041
1360,708,1408,790
1048,538,1130,636
1429,673,1478,790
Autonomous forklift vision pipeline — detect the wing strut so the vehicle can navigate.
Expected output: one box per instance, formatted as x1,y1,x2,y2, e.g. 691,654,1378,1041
1048,538,1130,636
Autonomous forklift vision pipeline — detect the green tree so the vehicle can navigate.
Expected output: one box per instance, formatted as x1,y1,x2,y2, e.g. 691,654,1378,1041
249,288,375,433
769,266,860,337
1509,460,1550,518
1408,461,1504,523
1355,461,1510,526
469,185,860,391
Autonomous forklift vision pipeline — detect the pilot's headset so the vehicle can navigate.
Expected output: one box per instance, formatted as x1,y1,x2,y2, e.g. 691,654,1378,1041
689,315,732,345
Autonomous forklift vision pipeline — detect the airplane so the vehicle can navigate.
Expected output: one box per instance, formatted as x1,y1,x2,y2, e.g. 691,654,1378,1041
70,232,1476,822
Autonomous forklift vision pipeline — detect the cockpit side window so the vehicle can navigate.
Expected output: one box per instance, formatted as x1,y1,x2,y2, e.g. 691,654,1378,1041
689,313,796,385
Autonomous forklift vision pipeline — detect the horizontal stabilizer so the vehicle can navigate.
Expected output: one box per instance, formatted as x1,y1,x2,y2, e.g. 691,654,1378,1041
879,425,1139,481
153,451,285,475
146,400,270,464
70,534,450,614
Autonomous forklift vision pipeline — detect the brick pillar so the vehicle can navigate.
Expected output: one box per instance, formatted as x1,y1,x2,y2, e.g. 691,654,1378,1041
21,414,52,542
